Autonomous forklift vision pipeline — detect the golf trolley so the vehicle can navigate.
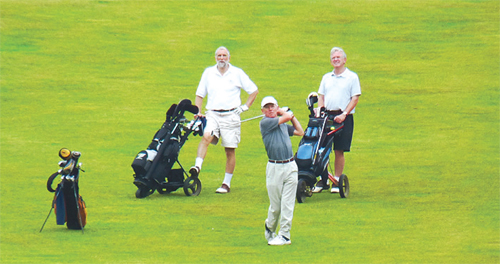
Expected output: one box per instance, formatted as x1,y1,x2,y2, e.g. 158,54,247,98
41,148,86,232
132,99,205,199
294,93,350,203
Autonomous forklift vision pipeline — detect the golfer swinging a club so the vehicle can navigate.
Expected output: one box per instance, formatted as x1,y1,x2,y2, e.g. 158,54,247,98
190,46,259,193
260,96,304,246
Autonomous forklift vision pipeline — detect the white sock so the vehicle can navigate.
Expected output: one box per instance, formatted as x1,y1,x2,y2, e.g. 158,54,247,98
195,157,204,169
223,173,233,187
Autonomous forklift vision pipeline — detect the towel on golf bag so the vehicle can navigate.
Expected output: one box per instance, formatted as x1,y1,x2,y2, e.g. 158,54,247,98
52,179,87,229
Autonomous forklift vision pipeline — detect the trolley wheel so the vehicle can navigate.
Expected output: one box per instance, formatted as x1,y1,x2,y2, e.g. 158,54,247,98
135,187,154,199
296,179,312,203
339,174,349,198
183,177,202,196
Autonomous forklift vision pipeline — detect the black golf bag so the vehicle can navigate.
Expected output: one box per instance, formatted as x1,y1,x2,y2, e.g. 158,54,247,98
41,148,86,232
132,99,205,198
294,93,347,203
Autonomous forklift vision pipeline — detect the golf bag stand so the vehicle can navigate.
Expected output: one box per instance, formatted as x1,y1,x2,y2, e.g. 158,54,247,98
41,148,86,232
132,99,205,199
294,92,349,203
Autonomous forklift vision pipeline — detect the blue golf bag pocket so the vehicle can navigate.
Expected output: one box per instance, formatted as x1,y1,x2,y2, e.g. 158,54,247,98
295,141,317,169
304,126,319,139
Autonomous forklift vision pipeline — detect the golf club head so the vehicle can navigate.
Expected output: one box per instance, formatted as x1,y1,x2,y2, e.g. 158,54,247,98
59,148,72,160
166,104,178,122
173,99,193,118
185,104,199,115
306,92,318,108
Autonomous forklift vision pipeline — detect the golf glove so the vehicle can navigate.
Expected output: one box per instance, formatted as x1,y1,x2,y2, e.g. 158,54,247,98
234,104,249,115
280,106,290,112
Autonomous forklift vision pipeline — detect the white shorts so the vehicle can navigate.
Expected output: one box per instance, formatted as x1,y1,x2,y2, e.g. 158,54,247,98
205,110,241,148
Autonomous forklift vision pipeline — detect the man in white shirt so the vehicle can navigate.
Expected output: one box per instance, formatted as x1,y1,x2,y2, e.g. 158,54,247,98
313,47,361,193
190,46,259,194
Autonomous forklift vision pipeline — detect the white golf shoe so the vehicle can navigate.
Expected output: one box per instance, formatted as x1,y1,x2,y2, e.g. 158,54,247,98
268,235,291,246
189,166,200,178
215,183,230,193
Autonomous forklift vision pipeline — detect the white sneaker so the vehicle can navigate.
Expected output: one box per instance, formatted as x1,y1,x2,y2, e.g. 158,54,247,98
312,181,329,193
312,186,324,193
268,235,291,246
189,166,200,178
265,225,275,242
330,176,340,193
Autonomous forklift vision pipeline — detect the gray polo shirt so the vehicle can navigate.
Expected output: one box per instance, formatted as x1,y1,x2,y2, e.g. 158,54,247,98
260,117,295,161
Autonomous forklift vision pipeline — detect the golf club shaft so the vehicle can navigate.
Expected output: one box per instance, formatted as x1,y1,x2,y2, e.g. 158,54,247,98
241,114,264,123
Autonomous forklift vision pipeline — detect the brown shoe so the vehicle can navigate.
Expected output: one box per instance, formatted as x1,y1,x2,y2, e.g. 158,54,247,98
215,183,230,193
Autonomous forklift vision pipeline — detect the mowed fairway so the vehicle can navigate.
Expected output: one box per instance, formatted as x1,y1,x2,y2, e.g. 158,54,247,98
1,0,499,263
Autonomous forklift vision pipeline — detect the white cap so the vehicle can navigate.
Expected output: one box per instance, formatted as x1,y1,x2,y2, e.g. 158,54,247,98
261,96,278,109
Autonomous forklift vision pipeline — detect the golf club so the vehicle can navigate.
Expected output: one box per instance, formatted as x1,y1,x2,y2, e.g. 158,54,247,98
241,114,264,123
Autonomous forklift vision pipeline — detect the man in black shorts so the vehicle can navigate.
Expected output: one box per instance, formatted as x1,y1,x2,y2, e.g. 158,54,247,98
312,47,361,193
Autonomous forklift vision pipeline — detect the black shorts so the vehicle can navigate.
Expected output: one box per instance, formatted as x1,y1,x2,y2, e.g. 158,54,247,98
331,115,354,152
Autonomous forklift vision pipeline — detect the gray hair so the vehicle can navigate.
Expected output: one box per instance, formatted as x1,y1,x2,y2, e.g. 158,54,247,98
330,47,346,59
215,46,230,57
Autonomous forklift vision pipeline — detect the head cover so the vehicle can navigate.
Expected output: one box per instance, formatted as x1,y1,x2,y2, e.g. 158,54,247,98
306,92,318,107
261,96,278,109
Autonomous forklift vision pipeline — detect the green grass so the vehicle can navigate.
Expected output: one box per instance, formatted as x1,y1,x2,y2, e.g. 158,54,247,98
1,0,499,263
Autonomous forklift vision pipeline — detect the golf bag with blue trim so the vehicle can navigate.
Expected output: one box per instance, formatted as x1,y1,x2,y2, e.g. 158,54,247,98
132,99,205,198
294,93,345,203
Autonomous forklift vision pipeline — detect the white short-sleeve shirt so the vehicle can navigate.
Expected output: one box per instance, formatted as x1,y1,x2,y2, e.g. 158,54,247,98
318,68,361,113
196,64,258,110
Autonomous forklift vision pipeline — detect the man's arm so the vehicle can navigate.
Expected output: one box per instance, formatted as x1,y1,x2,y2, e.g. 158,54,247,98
244,90,259,108
277,109,304,136
291,116,304,136
318,94,325,109
235,90,259,115
334,95,360,123
195,95,204,117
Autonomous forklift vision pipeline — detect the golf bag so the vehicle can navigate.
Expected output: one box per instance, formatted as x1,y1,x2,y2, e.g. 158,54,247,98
132,99,205,198
294,92,347,203
41,148,86,232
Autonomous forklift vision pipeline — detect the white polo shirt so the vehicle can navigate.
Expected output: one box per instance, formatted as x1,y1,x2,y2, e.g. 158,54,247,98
196,64,258,110
318,67,361,113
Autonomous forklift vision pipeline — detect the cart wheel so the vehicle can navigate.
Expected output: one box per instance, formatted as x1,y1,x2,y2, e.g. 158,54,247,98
339,174,349,198
135,187,154,198
183,177,202,196
296,179,311,203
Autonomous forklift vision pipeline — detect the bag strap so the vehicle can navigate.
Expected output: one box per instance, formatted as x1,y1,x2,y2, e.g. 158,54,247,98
46,171,60,192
